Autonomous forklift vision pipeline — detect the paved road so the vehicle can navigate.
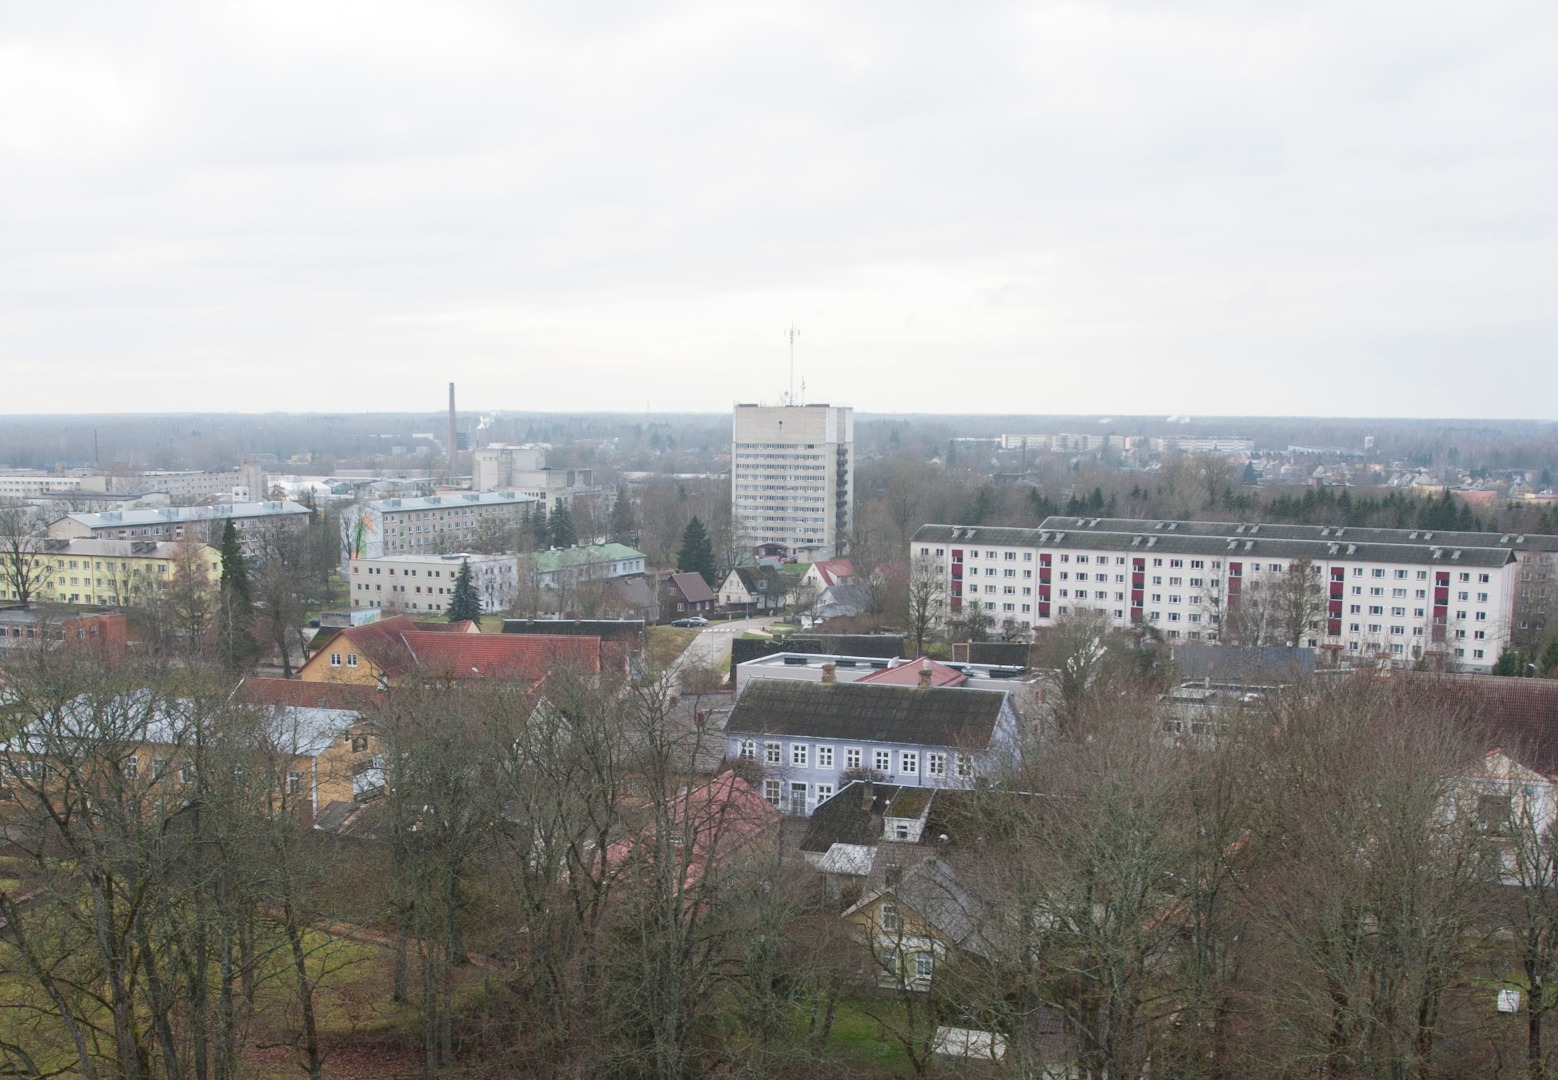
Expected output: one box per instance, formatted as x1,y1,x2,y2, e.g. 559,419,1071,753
675,615,785,672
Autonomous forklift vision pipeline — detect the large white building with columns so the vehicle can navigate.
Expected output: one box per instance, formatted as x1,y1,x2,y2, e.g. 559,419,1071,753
911,517,1532,673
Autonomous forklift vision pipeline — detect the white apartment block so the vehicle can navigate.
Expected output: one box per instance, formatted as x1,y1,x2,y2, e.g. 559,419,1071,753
0,471,109,499
350,552,518,615
346,491,539,559
731,403,853,559
911,517,1532,674
48,501,311,554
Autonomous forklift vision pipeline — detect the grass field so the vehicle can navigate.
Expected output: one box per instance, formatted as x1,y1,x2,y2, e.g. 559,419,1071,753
647,625,699,669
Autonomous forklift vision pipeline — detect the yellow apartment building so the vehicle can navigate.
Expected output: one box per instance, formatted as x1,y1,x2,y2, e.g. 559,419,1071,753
2,539,221,607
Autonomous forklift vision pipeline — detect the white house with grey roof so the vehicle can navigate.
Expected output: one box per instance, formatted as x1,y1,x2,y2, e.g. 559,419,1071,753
911,516,1526,673
724,674,1020,816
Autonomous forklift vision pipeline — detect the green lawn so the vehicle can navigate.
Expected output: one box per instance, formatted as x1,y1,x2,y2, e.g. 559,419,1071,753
825,1000,917,1073
647,625,699,669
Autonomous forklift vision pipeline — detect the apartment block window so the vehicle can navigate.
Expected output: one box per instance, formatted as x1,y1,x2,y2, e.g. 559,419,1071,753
329,652,342,667
287,771,303,795
901,752,918,774
927,752,946,776
791,743,809,768
124,755,139,780
846,747,862,770
763,780,781,806
345,653,358,668
881,902,903,933
956,754,973,778
815,783,834,804
874,749,892,773
817,745,834,768
738,739,755,759
765,741,782,765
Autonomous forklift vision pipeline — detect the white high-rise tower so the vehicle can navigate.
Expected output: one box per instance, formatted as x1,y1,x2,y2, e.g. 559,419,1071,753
731,402,854,559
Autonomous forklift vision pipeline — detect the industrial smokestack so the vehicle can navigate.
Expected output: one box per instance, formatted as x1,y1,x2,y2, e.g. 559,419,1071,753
448,382,457,475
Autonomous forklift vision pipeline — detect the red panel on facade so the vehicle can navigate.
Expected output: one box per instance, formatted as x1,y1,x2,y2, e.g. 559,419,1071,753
1228,562,1243,577
1038,603,1050,618
1327,618,1342,635
1131,589,1144,604
1329,600,1343,615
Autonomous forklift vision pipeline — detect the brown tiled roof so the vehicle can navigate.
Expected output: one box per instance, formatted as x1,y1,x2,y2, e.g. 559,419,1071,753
315,615,598,681
235,678,381,713
728,679,1007,747
399,630,600,680
1410,673,1558,778
667,572,716,604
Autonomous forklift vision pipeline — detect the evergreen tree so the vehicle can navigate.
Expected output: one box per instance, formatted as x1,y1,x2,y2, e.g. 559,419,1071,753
218,519,251,605
608,485,637,543
446,559,483,622
215,520,258,672
548,501,578,548
1542,639,1558,678
677,517,716,584
1493,646,1528,677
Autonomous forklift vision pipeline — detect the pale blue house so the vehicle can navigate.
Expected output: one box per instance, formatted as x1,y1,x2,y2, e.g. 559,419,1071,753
724,675,1021,816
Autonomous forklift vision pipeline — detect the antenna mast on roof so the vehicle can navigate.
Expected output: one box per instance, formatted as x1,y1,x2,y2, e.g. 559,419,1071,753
787,324,799,405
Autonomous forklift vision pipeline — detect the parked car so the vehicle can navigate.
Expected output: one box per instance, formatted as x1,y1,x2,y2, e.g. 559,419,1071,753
670,616,709,628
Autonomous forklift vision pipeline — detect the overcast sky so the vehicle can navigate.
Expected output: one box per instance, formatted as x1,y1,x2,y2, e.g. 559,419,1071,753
1,2,1554,419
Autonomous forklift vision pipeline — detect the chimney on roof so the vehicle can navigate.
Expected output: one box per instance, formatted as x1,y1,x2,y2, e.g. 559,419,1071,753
918,658,934,689
861,779,874,809
821,661,837,684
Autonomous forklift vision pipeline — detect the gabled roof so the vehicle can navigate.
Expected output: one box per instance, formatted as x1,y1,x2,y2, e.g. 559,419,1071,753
811,559,855,586
728,679,1008,747
844,856,992,954
857,658,967,688
608,575,656,610
728,565,785,593
311,614,600,681
666,572,716,603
